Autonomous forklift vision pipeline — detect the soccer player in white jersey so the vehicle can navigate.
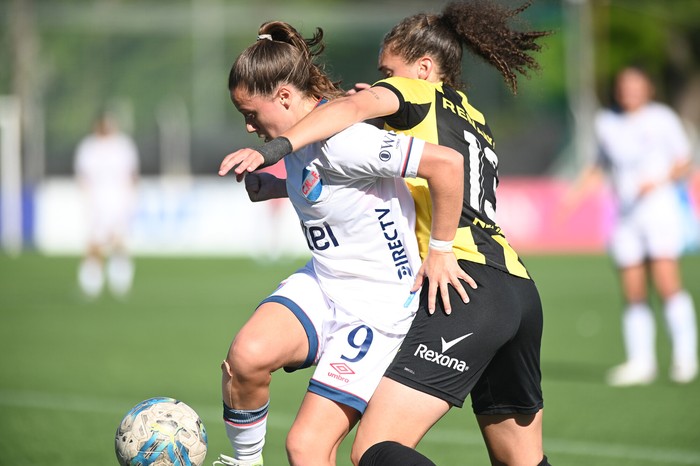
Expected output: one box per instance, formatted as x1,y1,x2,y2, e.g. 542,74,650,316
565,66,698,386
74,112,139,298
214,21,469,466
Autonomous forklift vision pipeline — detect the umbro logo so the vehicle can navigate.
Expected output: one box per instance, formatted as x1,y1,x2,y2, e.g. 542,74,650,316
328,362,353,384
441,333,473,353
330,362,354,375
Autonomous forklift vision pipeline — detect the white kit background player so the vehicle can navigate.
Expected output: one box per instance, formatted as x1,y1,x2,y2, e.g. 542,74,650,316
74,112,139,298
564,66,698,386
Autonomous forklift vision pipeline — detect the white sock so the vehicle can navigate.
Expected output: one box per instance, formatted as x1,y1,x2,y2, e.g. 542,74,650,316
664,290,698,368
78,258,104,298
107,254,134,297
622,302,656,370
223,401,268,461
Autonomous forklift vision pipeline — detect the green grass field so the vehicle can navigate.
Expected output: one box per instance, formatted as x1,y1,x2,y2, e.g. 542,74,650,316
1,253,699,465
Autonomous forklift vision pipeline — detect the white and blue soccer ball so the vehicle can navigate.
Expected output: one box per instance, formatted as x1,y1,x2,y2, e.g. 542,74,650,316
115,397,208,466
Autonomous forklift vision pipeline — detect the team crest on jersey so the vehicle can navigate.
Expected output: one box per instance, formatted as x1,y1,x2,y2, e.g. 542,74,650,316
301,164,323,201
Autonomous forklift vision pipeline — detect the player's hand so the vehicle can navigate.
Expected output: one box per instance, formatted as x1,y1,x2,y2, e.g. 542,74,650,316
412,250,477,315
638,179,658,198
244,172,280,202
346,82,371,95
219,148,265,182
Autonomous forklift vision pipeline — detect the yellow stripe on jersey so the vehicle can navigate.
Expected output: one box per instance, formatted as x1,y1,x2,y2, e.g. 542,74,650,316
375,76,530,280
454,225,487,264
492,234,529,278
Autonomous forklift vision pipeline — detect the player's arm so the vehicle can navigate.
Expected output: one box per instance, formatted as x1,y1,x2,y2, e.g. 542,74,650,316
244,172,288,202
555,164,605,224
284,86,399,149
219,86,400,178
414,142,476,314
639,157,693,197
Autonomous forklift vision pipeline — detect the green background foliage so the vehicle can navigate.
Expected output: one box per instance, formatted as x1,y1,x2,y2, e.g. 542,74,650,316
3,0,699,180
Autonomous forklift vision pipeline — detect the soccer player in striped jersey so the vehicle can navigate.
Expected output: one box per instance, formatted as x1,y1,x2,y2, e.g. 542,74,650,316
214,20,470,466
220,1,553,465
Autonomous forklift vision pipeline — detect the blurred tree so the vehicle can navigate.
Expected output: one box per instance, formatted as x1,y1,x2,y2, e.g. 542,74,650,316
593,0,700,130
1,0,698,177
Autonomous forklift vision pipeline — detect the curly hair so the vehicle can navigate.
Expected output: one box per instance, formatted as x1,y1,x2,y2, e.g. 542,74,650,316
228,21,344,100
382,0,552,93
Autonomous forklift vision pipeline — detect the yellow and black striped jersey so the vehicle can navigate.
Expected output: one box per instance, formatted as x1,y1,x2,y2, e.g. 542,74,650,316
374,77,530,279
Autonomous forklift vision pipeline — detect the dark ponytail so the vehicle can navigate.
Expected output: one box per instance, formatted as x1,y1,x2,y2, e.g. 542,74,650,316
228,21,343,100
383,0,552,93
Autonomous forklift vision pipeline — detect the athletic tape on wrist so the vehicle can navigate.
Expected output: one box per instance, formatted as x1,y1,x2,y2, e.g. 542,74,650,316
257,136,293,168
429,237,454,252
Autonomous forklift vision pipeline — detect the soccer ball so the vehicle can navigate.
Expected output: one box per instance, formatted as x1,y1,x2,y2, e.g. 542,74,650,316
115,397,208,466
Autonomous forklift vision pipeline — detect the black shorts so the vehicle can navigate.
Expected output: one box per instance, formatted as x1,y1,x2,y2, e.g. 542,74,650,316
385,260,543,414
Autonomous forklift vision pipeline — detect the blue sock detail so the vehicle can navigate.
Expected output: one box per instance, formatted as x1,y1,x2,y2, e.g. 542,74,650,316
223,400,270,425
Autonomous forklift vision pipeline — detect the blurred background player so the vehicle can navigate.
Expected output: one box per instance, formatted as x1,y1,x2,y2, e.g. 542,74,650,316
562,65,698,386
74,112,139,299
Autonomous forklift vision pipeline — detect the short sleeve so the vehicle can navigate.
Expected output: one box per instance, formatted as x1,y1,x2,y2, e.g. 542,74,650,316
322,123,425,180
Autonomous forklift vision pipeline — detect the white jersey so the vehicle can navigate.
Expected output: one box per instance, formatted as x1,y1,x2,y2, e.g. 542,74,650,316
595,102,692,265
74,132,139,243
594,102,691,213
75,132,139,204
284,123,425,334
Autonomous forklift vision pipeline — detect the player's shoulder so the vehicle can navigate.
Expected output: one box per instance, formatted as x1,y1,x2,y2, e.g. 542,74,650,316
644,101,678,119
326,122,382,148
374,77,435,99
594,106,621,126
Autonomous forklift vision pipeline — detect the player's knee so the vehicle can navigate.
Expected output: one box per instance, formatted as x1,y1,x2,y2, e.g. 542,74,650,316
350,437,373,466
350,444,364,466
356,441,436,466
226,333,273,377
286,425,325,465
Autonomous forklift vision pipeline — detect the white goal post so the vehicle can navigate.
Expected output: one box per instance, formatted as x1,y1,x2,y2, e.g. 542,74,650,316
0,95,23,256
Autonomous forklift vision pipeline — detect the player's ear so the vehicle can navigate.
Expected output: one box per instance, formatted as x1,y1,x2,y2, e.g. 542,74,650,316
417,56,434,81
277,86,293,109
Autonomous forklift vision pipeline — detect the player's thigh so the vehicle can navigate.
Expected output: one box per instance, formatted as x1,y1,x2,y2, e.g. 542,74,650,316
309,312,404,413
227,301,309,371
470,273,543,416
227,263,327,372
476,410,544,466
649,258,683,299
610,219,645,268
619,263,648,303
352,378,449,461
644,196,685,260
287,391,360,466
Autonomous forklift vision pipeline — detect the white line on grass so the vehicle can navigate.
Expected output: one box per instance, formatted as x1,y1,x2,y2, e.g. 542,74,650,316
1,389,699,465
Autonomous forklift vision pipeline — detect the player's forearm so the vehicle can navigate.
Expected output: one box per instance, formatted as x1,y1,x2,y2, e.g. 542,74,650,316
269,177,289,199
421,148,464,242
670,158,692,182
282,96,370,150
283,88,396,151
428,183,463,242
